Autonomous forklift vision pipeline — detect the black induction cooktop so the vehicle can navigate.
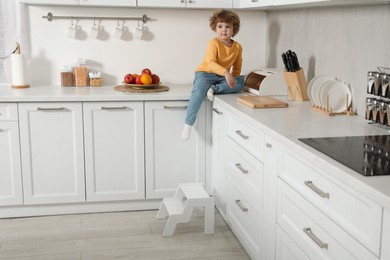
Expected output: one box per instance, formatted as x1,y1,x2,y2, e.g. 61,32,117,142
299,135,390,176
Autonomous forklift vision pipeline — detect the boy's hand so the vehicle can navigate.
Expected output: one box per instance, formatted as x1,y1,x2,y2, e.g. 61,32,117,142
224,71,236,88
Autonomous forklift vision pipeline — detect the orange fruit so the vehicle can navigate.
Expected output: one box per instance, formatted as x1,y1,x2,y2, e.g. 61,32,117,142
140,74,153,85
132,73,139,78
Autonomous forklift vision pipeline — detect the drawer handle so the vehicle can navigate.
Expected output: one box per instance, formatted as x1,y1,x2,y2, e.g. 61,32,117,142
303,227,328,249
101,106,127,110
37,107,66,111
235,130,249,140
212,108,223,115
163,105,187,110
266,143,272,148
304,180,329,199
235,199,248,212
235,163,248,174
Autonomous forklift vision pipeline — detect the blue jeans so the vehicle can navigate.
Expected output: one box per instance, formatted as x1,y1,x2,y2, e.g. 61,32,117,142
185,72,244,125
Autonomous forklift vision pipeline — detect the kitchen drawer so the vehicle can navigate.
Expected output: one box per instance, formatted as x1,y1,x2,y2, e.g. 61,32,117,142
228,114,264,161
278,150,382,255
227,137,264,206
0,103,18,121
277,179,378,260
227,180,262,260
276,225,310,260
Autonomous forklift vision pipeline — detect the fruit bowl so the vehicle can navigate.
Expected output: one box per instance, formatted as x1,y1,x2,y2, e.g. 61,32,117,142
122,82,161,88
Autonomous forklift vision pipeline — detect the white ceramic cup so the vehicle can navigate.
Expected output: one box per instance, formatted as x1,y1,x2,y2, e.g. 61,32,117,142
134,25,143,40
67,25,77,38
113,26,124,39
90,26,101,39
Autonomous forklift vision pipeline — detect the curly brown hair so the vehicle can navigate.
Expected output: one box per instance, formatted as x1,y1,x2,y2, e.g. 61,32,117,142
209,9,240,37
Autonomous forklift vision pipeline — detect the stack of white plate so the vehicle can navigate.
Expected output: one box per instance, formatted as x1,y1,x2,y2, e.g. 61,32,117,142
307,75,352,113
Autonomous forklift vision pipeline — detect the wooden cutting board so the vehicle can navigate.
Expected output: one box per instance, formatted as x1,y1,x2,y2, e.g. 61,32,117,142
237,95,288,108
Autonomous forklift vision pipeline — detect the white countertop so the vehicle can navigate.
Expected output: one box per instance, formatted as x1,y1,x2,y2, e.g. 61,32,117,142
0,84,193,102
215,93,390,210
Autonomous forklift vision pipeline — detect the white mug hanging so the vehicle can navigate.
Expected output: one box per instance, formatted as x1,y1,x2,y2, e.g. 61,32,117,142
113,18,124,39
67,17,77,38
134,18,144,40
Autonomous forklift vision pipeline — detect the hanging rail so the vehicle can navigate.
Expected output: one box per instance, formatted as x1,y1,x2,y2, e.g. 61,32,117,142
42,12,150,23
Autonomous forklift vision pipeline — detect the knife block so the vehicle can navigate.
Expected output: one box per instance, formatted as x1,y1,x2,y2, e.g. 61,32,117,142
283,68,309,101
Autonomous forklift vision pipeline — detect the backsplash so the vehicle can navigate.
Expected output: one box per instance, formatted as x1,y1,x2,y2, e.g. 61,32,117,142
19,5,266,87
265,4,390,117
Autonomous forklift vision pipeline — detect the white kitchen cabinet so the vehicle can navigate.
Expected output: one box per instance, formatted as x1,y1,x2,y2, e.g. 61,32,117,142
0,103,23,206
211,101,228,217
138,0,232,8
19,0,136,6
238,0,274,8
382,208,390,260
19,103,85,205
278,150,382,256
277,179,378,260
83,102,145,202
225,112,265,260
144,101,206,199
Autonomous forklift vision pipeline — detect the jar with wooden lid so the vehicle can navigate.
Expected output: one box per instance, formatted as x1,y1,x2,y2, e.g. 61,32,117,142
74,59,88,87
89,71,102,87
60,65,73,87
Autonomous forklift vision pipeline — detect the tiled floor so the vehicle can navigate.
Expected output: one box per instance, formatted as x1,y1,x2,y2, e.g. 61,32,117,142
0,210,250,259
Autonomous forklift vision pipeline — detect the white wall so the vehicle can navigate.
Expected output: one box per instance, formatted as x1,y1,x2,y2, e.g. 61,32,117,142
21,5,266,86
266,4,390,116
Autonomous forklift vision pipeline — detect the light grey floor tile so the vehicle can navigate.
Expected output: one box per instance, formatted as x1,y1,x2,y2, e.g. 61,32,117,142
0,210,250,260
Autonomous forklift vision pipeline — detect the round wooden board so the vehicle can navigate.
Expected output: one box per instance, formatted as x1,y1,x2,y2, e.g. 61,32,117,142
114,85,169,93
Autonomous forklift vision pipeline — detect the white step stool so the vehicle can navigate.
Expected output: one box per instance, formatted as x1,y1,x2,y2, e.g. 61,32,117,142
156,183,215,236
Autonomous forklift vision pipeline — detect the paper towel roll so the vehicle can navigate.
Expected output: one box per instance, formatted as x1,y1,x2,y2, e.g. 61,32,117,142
11,53,30,88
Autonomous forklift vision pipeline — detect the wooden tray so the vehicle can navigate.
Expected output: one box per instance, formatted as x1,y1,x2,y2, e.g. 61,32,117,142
114,85,169,93
237,95,288,108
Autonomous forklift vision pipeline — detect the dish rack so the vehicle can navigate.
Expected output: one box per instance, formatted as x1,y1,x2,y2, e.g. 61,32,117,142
312,93,355,116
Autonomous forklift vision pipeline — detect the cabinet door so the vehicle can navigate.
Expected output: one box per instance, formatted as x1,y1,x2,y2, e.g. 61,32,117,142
79,0,136,6
137,0,186,8
138,0,231,8
239,0,274,8
19,0,79,5
0,122,23,206
211,102,228,216
382,208,390,260
145,101,206,199
83,102,145,202
187,0,232,8
19,103,85,205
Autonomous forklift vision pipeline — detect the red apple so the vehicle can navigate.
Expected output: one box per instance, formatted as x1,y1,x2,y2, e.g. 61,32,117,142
142,68,152,76
124,74,135,84
151,74,160,84
135,75,143,84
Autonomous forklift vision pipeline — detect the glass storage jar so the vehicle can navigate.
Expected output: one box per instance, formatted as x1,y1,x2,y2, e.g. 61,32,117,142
89,72,102,87
60,65,73,87
74,59,88,87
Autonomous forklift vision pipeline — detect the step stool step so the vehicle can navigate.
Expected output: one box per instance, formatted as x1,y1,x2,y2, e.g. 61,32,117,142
163,198,185,216
179,183,210,199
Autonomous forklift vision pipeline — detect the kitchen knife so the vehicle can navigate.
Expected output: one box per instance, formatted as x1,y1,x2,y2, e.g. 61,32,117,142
281,53,289,71
291,52,301,71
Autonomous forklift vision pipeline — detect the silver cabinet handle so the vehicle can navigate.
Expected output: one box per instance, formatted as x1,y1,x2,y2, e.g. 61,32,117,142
212,108,223,115
235,199,248,212
235,163,248,174
163,106,187,110
235,130,249,140
266,143,272,148
37,107,66,111
303,227,328,249
304,180,329,199
101,106,127,110
251,0,258,2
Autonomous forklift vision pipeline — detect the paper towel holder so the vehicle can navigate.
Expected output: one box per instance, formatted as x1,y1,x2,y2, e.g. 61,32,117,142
10,42,30,89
